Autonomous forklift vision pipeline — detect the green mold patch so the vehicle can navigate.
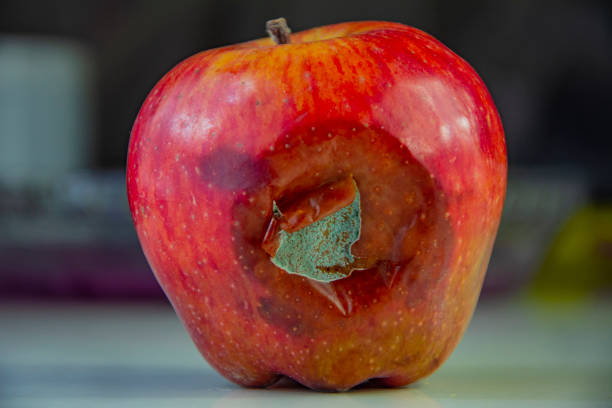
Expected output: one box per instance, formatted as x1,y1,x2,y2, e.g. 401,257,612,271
271,184,361,282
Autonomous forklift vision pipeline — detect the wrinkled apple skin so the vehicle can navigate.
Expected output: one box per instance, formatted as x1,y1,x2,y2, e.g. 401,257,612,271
127,21,506,391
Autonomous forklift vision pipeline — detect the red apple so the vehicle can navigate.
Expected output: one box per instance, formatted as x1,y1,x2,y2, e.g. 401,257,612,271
127,18,506,391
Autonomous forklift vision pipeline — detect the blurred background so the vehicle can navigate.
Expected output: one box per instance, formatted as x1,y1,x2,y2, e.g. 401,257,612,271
1,0,611,406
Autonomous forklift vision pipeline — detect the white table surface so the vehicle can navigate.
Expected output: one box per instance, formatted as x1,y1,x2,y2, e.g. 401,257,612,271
1,298,611,407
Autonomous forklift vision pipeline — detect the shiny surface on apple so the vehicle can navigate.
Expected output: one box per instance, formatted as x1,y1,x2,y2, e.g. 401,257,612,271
1,299,610,407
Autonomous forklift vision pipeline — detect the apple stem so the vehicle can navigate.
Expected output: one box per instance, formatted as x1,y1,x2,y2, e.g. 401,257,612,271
266,18,291,45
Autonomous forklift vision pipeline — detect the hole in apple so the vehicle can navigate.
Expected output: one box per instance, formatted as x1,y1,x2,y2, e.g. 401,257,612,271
262,176,362,282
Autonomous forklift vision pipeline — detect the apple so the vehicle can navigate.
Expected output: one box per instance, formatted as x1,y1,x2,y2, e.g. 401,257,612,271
127,18,506,391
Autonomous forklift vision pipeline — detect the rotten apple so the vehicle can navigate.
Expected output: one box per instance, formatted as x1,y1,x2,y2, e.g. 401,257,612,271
127,18,506,391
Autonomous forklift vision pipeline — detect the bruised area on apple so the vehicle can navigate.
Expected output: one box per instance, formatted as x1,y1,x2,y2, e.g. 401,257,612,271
223,120,456,389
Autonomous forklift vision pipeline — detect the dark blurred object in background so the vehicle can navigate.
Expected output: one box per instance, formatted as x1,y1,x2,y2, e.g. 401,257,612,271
1,0,611,300
0,171,160,299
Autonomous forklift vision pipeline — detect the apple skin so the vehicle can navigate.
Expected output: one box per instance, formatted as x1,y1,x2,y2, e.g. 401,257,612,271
127,21,506,391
